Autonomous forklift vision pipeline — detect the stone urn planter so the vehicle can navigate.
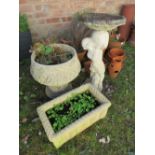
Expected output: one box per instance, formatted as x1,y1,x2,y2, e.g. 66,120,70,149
37,83,111,148
30,43,81,98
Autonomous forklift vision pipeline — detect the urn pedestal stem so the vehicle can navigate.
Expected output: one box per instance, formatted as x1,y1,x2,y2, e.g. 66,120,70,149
45,84,72,98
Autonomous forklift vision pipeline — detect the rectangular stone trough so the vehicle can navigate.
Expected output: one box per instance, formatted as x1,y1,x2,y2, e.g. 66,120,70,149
37,83,111,148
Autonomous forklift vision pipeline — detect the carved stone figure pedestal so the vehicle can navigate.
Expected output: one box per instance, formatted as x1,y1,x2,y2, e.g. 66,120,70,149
82,30,109,91
80,13,126,91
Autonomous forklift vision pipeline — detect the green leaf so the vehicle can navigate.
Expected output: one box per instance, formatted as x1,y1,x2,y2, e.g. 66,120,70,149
44,46,53,55
35,44,45,54
19,91,23,96
47,60,52,64
23,96,29,101
53,123,57,128
30,93,37,98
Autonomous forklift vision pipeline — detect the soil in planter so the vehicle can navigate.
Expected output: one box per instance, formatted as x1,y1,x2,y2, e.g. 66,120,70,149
35,47,73,65
46,91,100,133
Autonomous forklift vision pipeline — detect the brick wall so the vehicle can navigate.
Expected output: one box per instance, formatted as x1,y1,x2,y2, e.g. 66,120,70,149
19,0,135,41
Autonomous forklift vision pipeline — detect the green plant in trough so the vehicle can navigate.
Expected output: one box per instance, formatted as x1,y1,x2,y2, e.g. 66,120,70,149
46,91,100,132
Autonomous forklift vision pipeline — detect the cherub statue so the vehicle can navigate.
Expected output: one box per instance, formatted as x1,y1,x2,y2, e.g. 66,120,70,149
82,31,109,91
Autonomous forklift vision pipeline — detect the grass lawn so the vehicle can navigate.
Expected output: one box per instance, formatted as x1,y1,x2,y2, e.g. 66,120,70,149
19,43,135,155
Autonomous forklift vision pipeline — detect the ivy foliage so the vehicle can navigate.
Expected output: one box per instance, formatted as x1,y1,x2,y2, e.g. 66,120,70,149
19,14,29,32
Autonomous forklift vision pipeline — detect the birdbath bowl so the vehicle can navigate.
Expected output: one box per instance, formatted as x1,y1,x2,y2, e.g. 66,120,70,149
79,13,126,31
80,13,126,91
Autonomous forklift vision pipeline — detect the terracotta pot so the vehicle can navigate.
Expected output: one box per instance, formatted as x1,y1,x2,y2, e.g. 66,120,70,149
77,50,87,61
128,29,135,46
119,23,131,41
109,32,121,41
110,33,116,39
119,38,125,45
119,4,135,41
128,24,135,46
109,31,116,40
109,48,125,62
121,4,135,24
108,41,122,49
108,62,123,79
84,60,92,73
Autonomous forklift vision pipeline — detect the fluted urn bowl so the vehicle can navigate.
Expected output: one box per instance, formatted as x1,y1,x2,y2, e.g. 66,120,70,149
30,43,81,98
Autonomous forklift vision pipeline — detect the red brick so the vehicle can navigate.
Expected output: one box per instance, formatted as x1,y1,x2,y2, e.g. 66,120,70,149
20,5,33,13
61,17,72,22
28,0,42,3
106,0,114,6
35,12,47,18
38,19,45,24
27,14,33,18
35,5,42,11
52,23,64,29
49,3,61,9
46,18,60,23
19,0,27,4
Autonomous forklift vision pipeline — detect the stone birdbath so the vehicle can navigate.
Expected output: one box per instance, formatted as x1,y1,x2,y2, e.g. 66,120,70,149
80,13,126,91
30,44,81,98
